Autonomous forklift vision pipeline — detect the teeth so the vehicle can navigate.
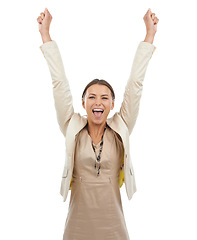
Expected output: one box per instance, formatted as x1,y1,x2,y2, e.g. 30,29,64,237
92,109,104,113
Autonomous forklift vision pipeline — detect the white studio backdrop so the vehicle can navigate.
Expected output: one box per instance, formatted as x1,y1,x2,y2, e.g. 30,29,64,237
0,0,197,239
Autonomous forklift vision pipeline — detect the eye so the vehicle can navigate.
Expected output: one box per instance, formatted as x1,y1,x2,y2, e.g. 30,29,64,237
89,96,108,99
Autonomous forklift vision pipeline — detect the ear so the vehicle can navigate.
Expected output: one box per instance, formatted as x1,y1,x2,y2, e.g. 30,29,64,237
82,99,85,109
111,99,115,110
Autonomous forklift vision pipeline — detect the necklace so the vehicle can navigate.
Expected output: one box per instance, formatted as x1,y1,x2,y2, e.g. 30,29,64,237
87,124,107,176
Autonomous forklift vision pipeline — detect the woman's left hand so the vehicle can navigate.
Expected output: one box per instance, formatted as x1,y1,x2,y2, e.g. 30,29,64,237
143,8,159,36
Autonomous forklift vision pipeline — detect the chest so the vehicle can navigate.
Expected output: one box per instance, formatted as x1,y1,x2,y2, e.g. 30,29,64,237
88,134,102,146
74,126,124,174
75,126,124,158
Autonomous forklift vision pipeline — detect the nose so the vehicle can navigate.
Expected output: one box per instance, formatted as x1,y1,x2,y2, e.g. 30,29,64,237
95,98,102,105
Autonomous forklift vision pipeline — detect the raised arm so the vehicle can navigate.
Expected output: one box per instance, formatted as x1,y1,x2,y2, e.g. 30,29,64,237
119,8,159,136
37,9,74,137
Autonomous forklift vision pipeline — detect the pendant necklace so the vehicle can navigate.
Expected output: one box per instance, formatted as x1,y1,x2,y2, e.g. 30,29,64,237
87,124,107,176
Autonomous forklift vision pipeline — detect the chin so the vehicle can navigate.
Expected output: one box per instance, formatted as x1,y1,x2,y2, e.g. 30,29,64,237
88,116,106,124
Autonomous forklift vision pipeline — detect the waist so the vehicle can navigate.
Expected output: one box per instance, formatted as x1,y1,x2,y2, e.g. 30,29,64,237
72,174,119,184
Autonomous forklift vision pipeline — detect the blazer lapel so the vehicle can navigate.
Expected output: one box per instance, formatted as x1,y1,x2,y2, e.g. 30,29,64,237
65,112,129,167
65,113,88,159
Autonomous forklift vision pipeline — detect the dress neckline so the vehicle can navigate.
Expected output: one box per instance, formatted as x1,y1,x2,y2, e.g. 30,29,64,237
86,124,107,148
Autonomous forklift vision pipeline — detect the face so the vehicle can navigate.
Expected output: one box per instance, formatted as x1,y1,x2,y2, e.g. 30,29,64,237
82,84,114,125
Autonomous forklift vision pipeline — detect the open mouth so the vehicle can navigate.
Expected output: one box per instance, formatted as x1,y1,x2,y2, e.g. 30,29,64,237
92,109,104,119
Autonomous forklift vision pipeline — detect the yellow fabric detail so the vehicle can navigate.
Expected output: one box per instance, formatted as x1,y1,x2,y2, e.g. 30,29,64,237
119,155,124,188
69,175,73,190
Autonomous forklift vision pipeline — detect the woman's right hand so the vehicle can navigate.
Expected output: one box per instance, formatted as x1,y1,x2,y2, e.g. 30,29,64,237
37,8,52,36
143,9,159,36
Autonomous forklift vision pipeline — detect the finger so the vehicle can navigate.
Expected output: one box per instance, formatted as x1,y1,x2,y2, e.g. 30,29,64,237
44,8,50,15
37,17,41,24
37,16,42,24
147,8,152,14
44,8,52,19
143,8,151,20
40,12,45,20
154,17,159,24
151,13,155,20
154,19,159,25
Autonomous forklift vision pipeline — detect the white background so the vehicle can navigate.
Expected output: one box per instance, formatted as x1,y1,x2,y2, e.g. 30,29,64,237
1,0,197,239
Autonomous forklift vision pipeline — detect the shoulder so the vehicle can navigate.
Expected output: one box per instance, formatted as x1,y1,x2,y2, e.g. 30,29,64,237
107,112,128,129
66,113,88,137
70,112,87,123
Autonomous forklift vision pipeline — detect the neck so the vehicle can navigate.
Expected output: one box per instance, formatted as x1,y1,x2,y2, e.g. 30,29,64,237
87,121,107,138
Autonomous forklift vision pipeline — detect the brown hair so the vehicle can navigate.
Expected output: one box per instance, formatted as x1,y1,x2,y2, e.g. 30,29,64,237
82,79,115,101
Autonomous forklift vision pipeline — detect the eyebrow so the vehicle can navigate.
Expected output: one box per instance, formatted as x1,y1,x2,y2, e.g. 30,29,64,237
89,93,109,96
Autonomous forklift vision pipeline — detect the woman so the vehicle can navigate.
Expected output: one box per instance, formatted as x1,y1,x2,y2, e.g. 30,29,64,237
37,8,159,240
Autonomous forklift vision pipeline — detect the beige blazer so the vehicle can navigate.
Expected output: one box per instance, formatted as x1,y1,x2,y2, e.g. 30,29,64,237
40,40,156,202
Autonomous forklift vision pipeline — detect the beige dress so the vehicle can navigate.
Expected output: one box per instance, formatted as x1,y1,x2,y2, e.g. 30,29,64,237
63,123,130,240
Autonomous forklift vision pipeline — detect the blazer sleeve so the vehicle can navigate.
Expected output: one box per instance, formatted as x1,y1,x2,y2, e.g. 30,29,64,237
40,40,74,137
118,41,156,136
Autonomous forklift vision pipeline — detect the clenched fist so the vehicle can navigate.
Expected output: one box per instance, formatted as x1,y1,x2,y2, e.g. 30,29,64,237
37,8,53,35
143,8,159,36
